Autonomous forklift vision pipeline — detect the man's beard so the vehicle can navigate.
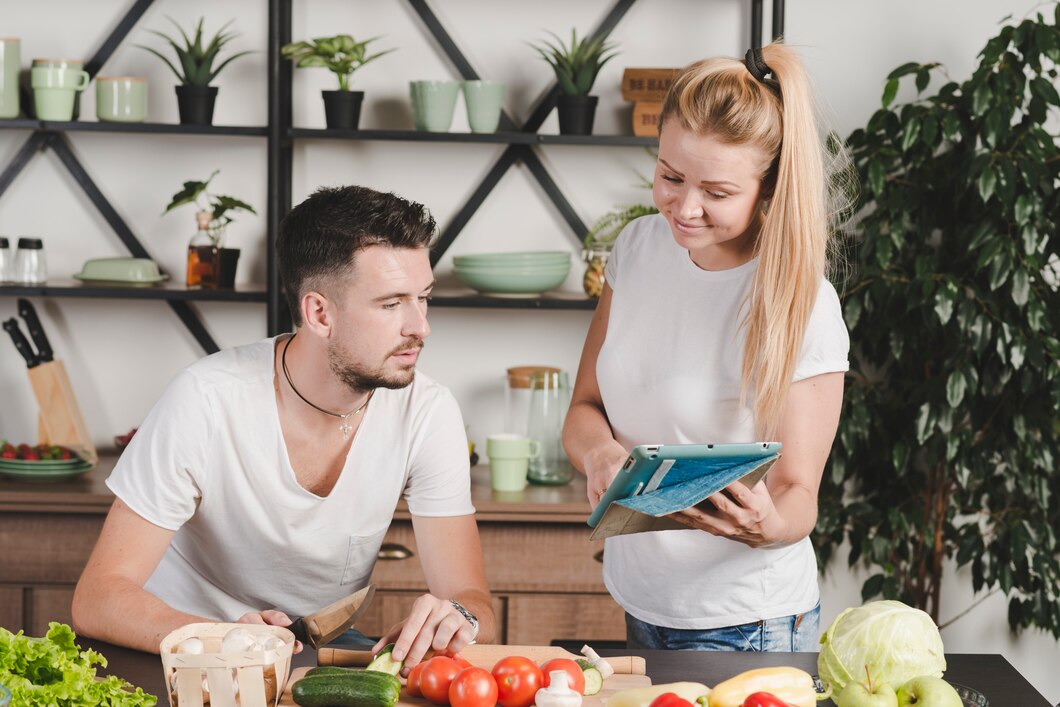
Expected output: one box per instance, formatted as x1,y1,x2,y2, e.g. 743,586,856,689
328,338,424,392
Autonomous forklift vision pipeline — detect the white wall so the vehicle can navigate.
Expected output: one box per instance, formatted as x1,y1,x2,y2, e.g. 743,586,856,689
1,0,1057,701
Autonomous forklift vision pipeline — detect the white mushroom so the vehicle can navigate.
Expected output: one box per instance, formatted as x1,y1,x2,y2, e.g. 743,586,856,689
221,627,258,654
175,637,205,655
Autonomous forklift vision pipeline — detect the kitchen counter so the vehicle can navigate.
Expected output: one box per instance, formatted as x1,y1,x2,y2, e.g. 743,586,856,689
78,638,1051,707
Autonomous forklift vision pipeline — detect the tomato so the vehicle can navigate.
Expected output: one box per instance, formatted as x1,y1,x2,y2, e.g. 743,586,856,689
650,693,695,707
539,658,585,695
406,661,427,698
444,651,474,670
492,656,544,707
449,667,499,707
741,693,796,707
420,656,464,705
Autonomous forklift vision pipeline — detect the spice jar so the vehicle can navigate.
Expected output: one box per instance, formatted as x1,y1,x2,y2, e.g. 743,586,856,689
13,237,46,284
0,237,12,283
582,247,610,299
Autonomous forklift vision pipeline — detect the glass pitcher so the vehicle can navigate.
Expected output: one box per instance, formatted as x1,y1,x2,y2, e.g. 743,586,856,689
526,370,574,485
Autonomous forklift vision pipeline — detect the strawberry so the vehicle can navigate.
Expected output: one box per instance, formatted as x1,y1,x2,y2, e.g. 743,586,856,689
22,451,40,460
0,450,16,459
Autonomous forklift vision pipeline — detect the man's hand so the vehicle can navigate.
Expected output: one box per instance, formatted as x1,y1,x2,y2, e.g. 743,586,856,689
236,610,303,653
370,594,476,669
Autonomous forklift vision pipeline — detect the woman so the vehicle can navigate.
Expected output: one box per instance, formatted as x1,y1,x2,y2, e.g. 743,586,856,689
562,43,851,652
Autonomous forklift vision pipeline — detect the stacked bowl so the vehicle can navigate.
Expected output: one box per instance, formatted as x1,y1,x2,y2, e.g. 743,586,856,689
453,251,571,297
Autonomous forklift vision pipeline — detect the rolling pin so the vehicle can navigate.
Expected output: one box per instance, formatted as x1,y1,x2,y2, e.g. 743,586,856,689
318,645,646,675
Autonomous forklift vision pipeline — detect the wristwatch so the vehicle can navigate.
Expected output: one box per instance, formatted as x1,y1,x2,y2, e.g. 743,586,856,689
449,599,479,639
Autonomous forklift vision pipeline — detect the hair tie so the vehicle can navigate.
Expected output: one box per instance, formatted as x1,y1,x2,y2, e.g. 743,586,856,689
744,48,780,95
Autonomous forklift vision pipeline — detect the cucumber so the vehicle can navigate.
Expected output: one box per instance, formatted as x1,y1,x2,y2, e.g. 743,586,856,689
576,658,604,696
305,666,361,677
365,643,404,676
292,671,402,707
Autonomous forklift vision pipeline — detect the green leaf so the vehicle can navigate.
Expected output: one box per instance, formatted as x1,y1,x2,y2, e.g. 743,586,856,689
946,370,967,407
887,62,921,80
1021,225,1039,256
1011,268,1030,306
868,160,886,196
916,403,934,443
942,112,960,140
977,166,997,203
983,108,1004,148
915,68,931,93
882,79,899,108
901,114,921,152
973,81,992,116
1015,194,1034,225
1030,76,1060,105
921,114,939,147
934,287,956,325
987,246,1013,290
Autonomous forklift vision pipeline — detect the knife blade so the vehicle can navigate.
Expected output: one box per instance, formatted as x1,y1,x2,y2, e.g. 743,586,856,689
2,318,40,368
17,299,53,363
288,584,376,649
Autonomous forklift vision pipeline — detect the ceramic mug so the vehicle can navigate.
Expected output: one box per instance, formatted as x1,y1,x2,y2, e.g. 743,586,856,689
409,79,460,132
0,39,20,119
96,76,147,122
462,80,504,133
31,66,89,120
486,433,541,492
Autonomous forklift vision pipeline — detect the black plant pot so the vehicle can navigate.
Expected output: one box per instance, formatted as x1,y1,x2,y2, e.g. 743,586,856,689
557,94,599,135
218,248,240,289
175,85,218,125
322,90,364,130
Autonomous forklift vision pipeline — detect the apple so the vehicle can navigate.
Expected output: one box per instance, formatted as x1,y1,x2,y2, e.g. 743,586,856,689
896,676,962,707
836,677,898,707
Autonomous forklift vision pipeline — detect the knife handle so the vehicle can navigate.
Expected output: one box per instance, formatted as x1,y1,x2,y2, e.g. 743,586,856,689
17,298,52,362
2,318,40,368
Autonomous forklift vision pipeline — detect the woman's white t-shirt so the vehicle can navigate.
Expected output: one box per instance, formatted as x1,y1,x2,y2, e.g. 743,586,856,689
107,337,474,621
597,214,849,630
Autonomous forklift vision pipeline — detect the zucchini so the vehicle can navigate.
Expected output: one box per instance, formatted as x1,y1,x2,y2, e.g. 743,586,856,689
292,672,402,707
365,643,404,676
576,658,604,696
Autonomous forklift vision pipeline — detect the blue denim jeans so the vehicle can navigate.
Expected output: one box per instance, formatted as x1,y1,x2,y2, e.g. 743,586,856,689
625,602,820,652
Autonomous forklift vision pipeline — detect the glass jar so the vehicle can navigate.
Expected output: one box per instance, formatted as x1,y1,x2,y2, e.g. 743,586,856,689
0,237,11,283
526,370,574,485
582,247,610,299
505,365,561,436
186,210,218,288
13,237,46,283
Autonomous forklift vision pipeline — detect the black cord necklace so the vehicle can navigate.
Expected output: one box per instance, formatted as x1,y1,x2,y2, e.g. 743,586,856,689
281,334,374,440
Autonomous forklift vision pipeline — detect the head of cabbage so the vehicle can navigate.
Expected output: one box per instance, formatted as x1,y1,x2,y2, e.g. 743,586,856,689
818,600,947,695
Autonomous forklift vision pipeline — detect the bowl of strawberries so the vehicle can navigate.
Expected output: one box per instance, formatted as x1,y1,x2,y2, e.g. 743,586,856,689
0,440,92,481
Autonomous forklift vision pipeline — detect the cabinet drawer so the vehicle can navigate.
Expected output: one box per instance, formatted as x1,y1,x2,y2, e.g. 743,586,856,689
0,586,23,631
370,521,606,593
355,590,505,643
0,514,103,583
506,594,626,646
28,586,75,636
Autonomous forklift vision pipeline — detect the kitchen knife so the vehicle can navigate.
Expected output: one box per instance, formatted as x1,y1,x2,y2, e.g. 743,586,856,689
288,584,376,649
17,299,53,363
3,318,40,368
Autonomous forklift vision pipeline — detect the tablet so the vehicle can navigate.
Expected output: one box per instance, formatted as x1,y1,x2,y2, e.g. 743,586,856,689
586,442,782,528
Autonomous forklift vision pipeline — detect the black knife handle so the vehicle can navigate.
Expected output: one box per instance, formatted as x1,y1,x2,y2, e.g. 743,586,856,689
2,318,40,368
17,299,52,362
288,617,311,646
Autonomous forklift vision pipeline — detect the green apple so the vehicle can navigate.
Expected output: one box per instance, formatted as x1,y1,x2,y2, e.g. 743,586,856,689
896,676,963,707
836,678,898,707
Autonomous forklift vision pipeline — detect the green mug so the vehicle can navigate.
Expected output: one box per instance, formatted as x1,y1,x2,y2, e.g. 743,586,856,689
487,433,542,460
462,80,504,133
0,39,20,119
96,76,147,122
409,80,460,132
31,66,89,121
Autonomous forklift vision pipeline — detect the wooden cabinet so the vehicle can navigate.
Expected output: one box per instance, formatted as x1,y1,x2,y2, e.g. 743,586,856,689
0,459,625,646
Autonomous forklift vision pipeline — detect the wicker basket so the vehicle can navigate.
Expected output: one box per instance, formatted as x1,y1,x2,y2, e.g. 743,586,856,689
159,622,295,707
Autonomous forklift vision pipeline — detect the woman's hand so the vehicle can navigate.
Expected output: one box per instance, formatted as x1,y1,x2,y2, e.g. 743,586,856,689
236,609,303,653
669,479,785,548
583,442,631,509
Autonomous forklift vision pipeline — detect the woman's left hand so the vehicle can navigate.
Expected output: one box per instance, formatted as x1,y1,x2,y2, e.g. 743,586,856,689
668,480,783,548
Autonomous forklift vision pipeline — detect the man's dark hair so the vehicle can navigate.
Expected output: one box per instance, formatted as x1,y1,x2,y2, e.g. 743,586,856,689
277,185,436,326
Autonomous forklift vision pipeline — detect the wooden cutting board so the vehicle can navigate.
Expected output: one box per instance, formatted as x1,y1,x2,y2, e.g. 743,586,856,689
279,645,652,707
318,645,646,676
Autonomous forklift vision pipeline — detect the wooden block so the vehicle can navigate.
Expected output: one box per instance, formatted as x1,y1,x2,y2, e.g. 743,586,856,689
621,68,682,103
632,101,663,138
27,359,97,464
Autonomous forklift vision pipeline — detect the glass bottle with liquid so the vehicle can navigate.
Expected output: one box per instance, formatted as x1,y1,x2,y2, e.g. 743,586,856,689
186,210,218,288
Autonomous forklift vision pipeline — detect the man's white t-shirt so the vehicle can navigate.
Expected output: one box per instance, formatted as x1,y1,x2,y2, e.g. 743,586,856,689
107,337,474,621
597,214,849,630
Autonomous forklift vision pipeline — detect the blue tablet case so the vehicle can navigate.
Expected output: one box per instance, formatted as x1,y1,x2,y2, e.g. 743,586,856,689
587,443,781,541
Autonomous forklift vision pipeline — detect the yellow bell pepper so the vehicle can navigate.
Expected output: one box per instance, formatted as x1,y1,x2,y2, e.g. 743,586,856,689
608,682,712,707
707,667,818,707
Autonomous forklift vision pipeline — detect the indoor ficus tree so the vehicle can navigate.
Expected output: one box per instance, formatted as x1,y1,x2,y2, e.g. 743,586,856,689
814,6,1060,636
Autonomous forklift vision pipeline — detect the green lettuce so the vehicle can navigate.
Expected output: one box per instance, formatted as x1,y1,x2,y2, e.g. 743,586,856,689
0,622,156,706
818,600,947,694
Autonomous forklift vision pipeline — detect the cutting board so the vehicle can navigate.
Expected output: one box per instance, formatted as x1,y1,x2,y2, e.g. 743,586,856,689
318,645,646,676
279,645,652,707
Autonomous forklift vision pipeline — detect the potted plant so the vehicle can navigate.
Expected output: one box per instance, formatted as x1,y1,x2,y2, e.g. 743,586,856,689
281,34,394,130
582,166,657,297
814,10,1060,638
531,28,618,135
137,17,252,125
164,170,256,289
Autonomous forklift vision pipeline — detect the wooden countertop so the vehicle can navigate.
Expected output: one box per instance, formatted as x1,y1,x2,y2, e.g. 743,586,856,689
0,454,593,523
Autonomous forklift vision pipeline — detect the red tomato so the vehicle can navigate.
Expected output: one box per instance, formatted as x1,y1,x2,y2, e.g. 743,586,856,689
492,656,544,707
539,659,585,695
406,661,427,698
741,693,796,707
650,693,695,707
444,651,474,670
420,656,464,705
449,667,499,707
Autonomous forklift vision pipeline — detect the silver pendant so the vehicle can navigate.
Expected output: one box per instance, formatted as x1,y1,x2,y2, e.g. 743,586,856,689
340,415,352,440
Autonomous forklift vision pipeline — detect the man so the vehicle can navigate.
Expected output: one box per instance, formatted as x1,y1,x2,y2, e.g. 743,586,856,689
72,185,493,667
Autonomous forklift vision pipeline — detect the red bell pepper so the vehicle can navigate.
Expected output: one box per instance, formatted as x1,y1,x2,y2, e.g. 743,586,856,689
741,692,796,707
649,692,695,707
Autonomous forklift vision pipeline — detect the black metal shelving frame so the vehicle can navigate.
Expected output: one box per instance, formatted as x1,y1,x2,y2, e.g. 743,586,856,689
0,0,784,349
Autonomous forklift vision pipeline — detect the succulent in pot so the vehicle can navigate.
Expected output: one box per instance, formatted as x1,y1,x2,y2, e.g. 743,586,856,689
530,28,618,135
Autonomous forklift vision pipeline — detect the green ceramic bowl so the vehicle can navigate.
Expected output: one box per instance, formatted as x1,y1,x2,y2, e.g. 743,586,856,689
74,257,166,284
453,251,570,266
453,262,571,275
454,263,570,295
